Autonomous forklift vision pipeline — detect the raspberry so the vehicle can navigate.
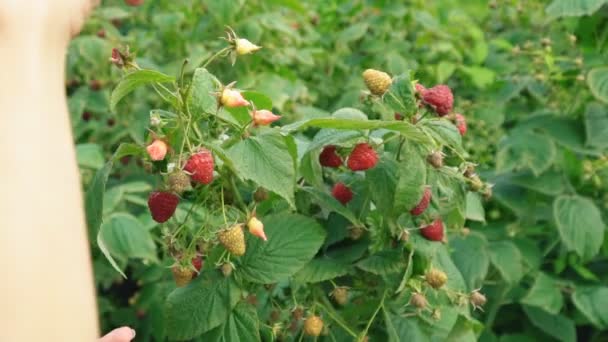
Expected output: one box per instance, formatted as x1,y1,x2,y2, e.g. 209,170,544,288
319,145,343,168
415,83,427,95
168,170,191,194
363,69,392,96
220,88,250,108
331,287,349,305
235,38,262,55
349,226,365,240
410,186,432,216
148,191,179,223
253,187,268,202
220,263,234,277
172,266,193,287
347,143,378,171
454,113,467,136
425,268,448,289
427,151,444,169
470,174,483,192
303,315,324,337
218,224,246,256
251,109,281,126
332,183,353,205
421,219,444,242
191,256,204,273
470,290,487,310
125,0,144,6
410,292,428,309
146,139,168,161
247,217,267,241
421,85,454,116
184,149,214,185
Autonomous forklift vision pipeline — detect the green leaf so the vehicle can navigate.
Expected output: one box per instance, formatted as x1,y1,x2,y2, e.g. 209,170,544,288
165,271,242,340
301,187,361,225
236,213,326,284
110,69,174,111
366,158,399,214
523,305,576,342
85,160,114,240
393,143,426,213
465,192,485,222
98,213,157,263
588,67,608,104
420,119,464,154
496,131,556,176
384,72,417,115
76,143,104,169
396,249,415,293
546,0,608,19
281,117,430,144
553,195,606,260
300,151,324,189
572,286,608,329
584,102,608,148
202,303,261,342
356,250,404,275
292,258,350,283
227,132,296,207
459,66,495,89
507,171,566,196
520,273,564,314
384,309,428,342
338,23,369,42
488,241,524,284
97,230,126,279
451,233,489,291
190,68,220,114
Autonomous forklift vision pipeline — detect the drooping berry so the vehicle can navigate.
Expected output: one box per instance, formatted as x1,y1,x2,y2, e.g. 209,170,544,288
421,219,444,242
148,191,179,223
184,149,214,185
469,174,484,192
319,145,343,168
191,256,204,273
410,292,428,309
146,139,168,161
410,186,432,216
362,69,392,96
235,38,262,55
220,88,250,108
421,84,454,116
247,217,267,241
172,266,193,287
347,143,378,171
218,224,246,256
331,287,349,306
332,183,353,205
454,113,467,136
303,315,324,337
425,268,448,289
349,226,365,240
251,109,281,126
220,263,233,277
470,290,487,310
168,170,191,194
427,151,444,169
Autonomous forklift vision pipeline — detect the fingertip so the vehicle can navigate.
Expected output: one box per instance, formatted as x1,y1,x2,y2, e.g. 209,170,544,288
100,326,136,342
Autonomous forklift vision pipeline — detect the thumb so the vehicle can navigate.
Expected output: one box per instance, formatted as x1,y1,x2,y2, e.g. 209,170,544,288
99,327,136,342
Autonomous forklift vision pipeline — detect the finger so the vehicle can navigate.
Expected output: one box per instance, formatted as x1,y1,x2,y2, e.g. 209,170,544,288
99,327,136,342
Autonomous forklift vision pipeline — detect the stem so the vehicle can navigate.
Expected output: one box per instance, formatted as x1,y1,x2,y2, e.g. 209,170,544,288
395,137,405,161
316,303,358,338
359,291,387,340
200,47,231,69
229,174,247,211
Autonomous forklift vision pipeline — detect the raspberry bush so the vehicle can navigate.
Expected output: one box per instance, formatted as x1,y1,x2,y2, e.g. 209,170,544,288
69,0,608,341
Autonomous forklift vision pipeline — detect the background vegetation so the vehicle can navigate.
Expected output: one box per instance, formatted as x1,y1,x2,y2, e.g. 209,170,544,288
68,0,608,341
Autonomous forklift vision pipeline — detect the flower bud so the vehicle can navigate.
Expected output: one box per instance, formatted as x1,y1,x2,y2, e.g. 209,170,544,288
236,38,262,55
146,139,168,161
251,109,281,126
247,216,267,241
221,88,250,108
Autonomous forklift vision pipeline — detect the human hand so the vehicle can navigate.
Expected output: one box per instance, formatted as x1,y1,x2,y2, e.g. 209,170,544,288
100,327,136,342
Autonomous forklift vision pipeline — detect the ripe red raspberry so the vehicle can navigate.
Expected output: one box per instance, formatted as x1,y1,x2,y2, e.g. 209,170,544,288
319,145,343,168
394,112,404,120
191,255,204,274
332,183,353,205
125,0,144,6
184,149,214,185
148,191,179,223
421,218,444,241
454,113,467,136
410,187,432,216
421,85,453,116
347,143,378,171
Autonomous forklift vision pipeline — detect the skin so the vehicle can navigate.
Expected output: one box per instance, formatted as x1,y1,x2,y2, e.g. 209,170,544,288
0,1,133,341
